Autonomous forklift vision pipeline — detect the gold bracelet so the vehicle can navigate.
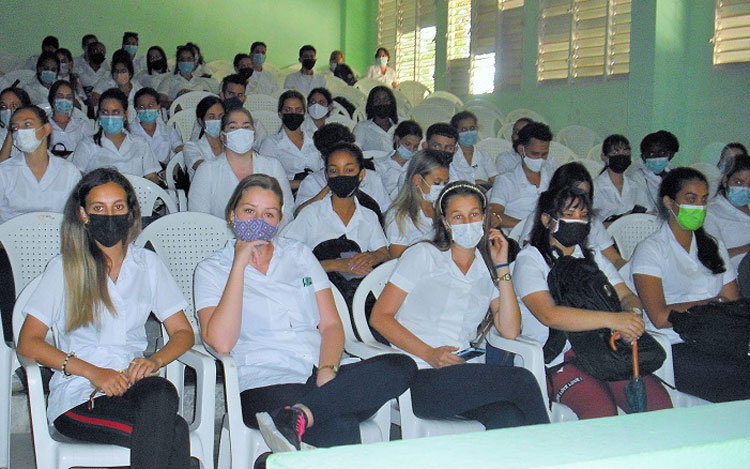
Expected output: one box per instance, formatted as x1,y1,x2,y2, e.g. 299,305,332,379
318,364,339,373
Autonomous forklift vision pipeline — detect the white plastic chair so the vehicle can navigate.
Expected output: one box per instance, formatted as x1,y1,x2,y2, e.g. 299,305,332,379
465,106,503,141
606,213,659,261
251,110,282,136
324,75,349,94
333,86,366,110
166,110,197,143
326,113,356,131
124,174,179,215
352,106,367,123
409,103,453,132
165,152,188,211
397,81,430,107
330,100,350,118
354,77,385,95
391,88,412,114
245,94,278,114
503,108,547,125
169,90,217,117
548,141,578,164
576,159,605,179
351,260,397,347
497,122,514,141
13,276,216,469
587,143,603,161
425,91,463,109
2,69,35,86
476,138,513,165
689,162,722,194
463,98,502,116
0,51,21,72
555,125,602,160
419,96,460,115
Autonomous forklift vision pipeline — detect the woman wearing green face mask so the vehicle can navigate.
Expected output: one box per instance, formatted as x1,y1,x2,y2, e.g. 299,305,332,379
631,167,749,403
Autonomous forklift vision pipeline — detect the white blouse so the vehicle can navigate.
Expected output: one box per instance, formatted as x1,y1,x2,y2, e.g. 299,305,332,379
365,65,398,86
282,71,326,97
49,117,95,156
182,135,221,180
258,129,323,180
353,119,395,153
452,146,498,183
157,74,217,101
704,195,750,270
373,152,407,199
247,70,279,95
384,208,433,248
129,118,183,164
594,170,651,221
71,131,161,177
489,161,552,219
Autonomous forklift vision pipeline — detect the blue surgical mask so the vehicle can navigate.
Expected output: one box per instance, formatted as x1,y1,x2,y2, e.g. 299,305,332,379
0,109,10,128
377,57,388,67
54,98,74,115
137,109,159,124
100,115,124,134
178,61,194,75
459,130,479,147
397,144,415,160
124,44,138,56
252,53,265,66
645,157,669,174
727,186,750,207
204,119,221,138
40,70,57,85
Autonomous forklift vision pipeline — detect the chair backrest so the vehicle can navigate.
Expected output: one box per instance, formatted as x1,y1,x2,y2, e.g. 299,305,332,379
326,113,356,131
606,213,659,261
352,259,398,346
124,174,178,215
205,60,232,74
463,98,502,115
556,125,602,160
331,285,359,346
12,276,45,345
465,106,503,140
3,69,35,86
426,90,463,108
418,96,458,114
251,110,282,135
165,151,185,190
391,88,412,114
504,108,547,125
324,75,350,93
134,212,233,335
169,90,216,116
476,138,513,164
353,77,384,95
353,106,367,122
587,143,603,161
333,86,367,110
331,100,351,118
548,141,578,164
0,212,62,295
497,122,514,140
397,81,430,107
688,162,722,194
576,158,605,179
166,110,197,142
409,103,453,132
245,93,278,114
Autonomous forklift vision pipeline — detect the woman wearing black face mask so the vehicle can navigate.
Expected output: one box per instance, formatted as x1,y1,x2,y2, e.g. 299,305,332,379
16,168,194,468
135,46,170,90
512,184,672,419
594,134,652,223
353,86,399,153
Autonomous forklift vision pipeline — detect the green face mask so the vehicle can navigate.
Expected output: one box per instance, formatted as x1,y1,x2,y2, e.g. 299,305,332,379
672,203,707,231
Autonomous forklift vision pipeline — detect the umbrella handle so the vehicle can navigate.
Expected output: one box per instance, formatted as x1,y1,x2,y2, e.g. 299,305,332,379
609,331,639,379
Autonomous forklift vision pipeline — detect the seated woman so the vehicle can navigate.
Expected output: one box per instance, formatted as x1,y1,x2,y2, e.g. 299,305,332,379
594,134,652,223
385,149,449,258
0,87,31,162
0,105,81,223
47,80,94,159
17,168,193,468
353,86,399,153
371,181,549,429
450,111,497,187
71,88,160,183
157,45,216,109
372,120,423,199
23,51,59,105
189,106,292,222
90,50,142,110
301,87,333,136
716,142,748,174
55,48,86,107
631,167,750,402
182,96,224,180
631,130,679,211
282,142,390,305
135,46,170,90
365,48,397,88
130,87,183,165
194,174,416,453
514,183,671,419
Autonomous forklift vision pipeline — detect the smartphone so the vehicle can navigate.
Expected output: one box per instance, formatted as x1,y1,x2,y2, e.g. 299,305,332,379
455,347,486,361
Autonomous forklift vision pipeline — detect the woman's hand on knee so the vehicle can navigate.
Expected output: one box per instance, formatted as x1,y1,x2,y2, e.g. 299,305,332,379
89,367,130,397
126,357,161,385
426,346,464,369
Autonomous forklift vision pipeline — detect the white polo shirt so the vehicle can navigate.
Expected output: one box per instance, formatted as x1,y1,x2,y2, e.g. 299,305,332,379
282,194,387,252
489,162,552,219
70,131,161,177
182,135,221,180
282,71,326,97
24,247,187,421
194,238,330,390
157,74,217,101
704,195,750,270
518,215,614,252
247,69,279,95
389,242,499,368
188,153,293,223
73,59,110,90
129,117,183,164
50,117,95,156
514,244,623,365
353,119,395,153
258,129,322,180
384,208,433,248
365,65,397,86
594,170,652,221
294,168,392,213
629,222,736,344
0,152,81,223
453,145,498,183
372,152,407,198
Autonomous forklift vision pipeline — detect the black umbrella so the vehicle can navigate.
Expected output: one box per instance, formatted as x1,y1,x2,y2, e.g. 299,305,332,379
610,332,646,413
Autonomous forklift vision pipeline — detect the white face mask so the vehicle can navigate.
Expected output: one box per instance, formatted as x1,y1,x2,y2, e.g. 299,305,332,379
450,220,484,249
14,127,44,153
308,103,328,120
522,149,544,172
422,180,444,204
224,128,255,154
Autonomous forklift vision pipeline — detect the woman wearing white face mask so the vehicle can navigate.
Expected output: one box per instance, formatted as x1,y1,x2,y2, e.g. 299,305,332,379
24,52,60,106
0,87,32,162
55,48,86,106
371,181,550,429
182,96,224,180
47,80,93,159
301,88,333,136
385,150,449,258
0,105,81,223
373,120,423,199
90,51,142,112
189,107,293,222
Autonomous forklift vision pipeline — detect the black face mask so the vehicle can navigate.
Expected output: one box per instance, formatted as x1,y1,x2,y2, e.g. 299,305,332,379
238,67,253,80
607,154,631,174
282,113,304,131
372,104,392,119
301,58,317,70
438,151,454,166
328,174,361,198
551,218,591,248
89,52,105,66
86,213,130,247
149,59,167,72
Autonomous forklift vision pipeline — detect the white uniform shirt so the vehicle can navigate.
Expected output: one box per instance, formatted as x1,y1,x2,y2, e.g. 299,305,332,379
514,244,623,365
182,135,221,180
489,162,552,219
627,162,674,212
389,242,499,368
71,131,161,177
294,168,391,213
384,208,433,248
129,117,183,164
92,79,143,109
247,69,278,95
282,194,387,252
629,222,737,344
157,74,217,101
353,119,395,153
188,153,293,223
518,215,614,252
49,117,94,155
0,128,20,160
194,238,330,391
704,195,750,270
495,150,521,175
258,129,322,180
594,170,652,221
135,71,170,90
301,115,323,137
21,79,53,106
365,65,397,87
24,248,187,421
73,59,110,90
372,152,408,199
453,146,498,183
282,71,326,97
0,152,81,223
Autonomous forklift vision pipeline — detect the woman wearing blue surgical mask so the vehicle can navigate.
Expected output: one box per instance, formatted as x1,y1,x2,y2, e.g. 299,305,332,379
450,111,497,188
71,88,160,183
373,120,423,198
632,130,679,211
157,45,216,110
47,80,93,159
385,149,449,258
55,48,86,106
0,87,32,162
130,87,182,165
365,47,398,88
24,52,60,106
182,96,224,179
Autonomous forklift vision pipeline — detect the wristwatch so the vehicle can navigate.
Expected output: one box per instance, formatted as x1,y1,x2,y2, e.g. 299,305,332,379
496,272,512,283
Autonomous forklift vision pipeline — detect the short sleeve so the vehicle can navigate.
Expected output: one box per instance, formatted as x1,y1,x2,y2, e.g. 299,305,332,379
258,136,277,159
629,237,663,279
140,142,161,176
22,256,66,328
388,244,430,293
280,209,312,246
187,163,213,213
70,139,93,172
194,257,227,312
489,173,512,206
168,124,183,150
182,141,203,178
294,173,323,209
147,252,188,322
385,214,410,246
298,243,331,292
589,219,614,251
156,76,171,95
717,239,738,285
365,214,388,251
593,250,624,287
479,149,499,179
512,249,551,299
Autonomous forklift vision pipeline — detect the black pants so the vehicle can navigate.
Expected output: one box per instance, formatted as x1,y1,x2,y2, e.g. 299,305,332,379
672,343,750,402
241,353,416,447
54,376,190,469
411,363,550,429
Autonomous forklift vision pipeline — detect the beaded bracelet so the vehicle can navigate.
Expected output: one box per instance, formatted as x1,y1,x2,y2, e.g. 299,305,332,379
62,351,75,377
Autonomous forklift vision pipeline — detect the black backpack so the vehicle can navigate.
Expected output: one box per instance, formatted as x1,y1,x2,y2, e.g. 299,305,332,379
545,255,666,381
669,299,750,362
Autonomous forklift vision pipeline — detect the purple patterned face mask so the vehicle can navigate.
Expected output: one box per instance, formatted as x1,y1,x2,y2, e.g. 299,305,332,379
233,217,277,242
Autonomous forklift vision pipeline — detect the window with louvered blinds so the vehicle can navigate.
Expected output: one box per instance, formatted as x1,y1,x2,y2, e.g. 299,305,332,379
537,0,630,82
713,0,750,64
